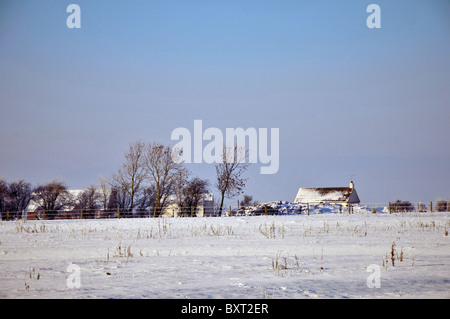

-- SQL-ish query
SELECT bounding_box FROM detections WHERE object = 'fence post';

[117,207,120,219]
[80,208,83,219]
[265,204,268,216]
[6,211,9,221]
[430,201,433,212]
[43,209,46,220]
[307,203,309,216]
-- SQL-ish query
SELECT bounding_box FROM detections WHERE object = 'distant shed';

[294,181,360,206]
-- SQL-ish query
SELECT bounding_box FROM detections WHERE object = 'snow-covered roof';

[294,187,360,204]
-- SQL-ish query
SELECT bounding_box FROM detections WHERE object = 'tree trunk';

[218,191,225,217]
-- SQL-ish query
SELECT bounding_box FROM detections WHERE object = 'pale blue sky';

[0,0,449,205]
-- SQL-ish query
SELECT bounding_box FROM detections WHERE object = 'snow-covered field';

[1,209,449,299]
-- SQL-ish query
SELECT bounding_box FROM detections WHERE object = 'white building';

[161,193,215,217]
[294,181,360,206]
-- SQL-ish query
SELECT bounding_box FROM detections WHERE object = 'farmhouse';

[161,193,215,218]
[294,181,360,206]
[25,189,86,220]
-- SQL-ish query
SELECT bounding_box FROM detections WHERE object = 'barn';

[294,181,360,206]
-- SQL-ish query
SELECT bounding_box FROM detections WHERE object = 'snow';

[294,188,351,203]
[232,201,366,215]
[0,208,449,299]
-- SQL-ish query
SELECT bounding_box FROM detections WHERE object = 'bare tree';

[0,179,8,214]
[173,166,190,213]
[182,177,210,217]
[32,180,72,219]
[108,184,131,212]
[436,200,448,212]
[76,185,101,217]
[392,200,414,212]
[7,179,33,219]
[215,145,249,216]
[146,142,187,217]
[111,141,147,214]
[240,194,257,207]
[99,176,112,212]
[144,142,182,217]
[134,185,156,216]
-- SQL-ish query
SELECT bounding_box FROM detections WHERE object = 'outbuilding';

[294,181,360,206]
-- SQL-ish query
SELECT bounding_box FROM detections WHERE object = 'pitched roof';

[294,187,360,204]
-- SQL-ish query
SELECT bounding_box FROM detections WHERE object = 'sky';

[0,0,449,206]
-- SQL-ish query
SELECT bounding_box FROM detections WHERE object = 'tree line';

[389,199,449,213]
[108,141,250,217]
[0,141,251,219]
